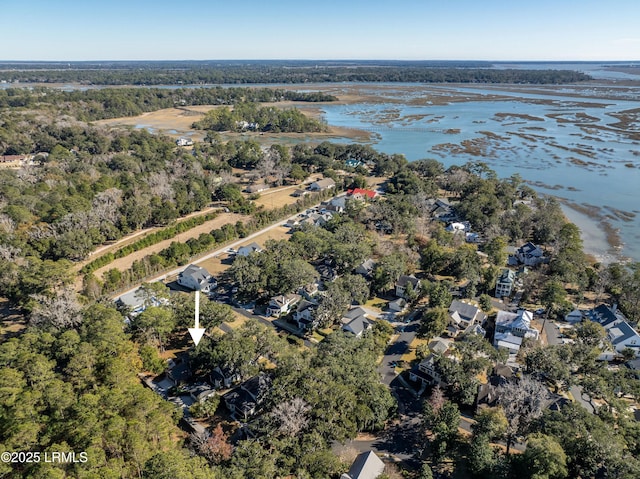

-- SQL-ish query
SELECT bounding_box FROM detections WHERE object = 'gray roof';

[590,304,619,327]
[345,451,385,479]
[180,264,211,284]
[448,300,483,323]
[116,288,146,308]
[238,242,262,254]
[428,340,449,355]
[245,183,268,193]
[609,322,640,347]
[342,314,372,336]
[497,268,516,284]
[311,178,336,189]
[241,373,271,402]
[296,299,316,313]
[343,307,369,321]
[396,274,420,288]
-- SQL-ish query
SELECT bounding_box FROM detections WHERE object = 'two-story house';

[395,275,421,298]
[495,268,516,298]
[447,300,487,337]
[266,294,301,317]
[177,264,216,293]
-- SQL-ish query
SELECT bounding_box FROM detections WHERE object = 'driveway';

[543,318,561,346]
[378,312,421,386]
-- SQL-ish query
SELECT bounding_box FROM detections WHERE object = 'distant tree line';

[0,64,592,85]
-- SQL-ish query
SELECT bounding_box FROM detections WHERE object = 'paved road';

[113,195,343,301]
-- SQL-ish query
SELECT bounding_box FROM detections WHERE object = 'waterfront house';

[516,242,545,266]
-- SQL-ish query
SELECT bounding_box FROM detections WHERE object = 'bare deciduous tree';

[189,425,233,464]
[498,376,550,454]
[30,287,83,330]
[270,397,311,437]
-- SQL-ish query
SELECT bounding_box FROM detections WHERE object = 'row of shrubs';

[80,212,219,274]
[90,188,337,295]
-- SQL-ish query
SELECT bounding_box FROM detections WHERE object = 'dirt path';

[92,212,244,281]
[74,205,224,273]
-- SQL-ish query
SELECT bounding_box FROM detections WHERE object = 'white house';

[341,307,374,338]
[589,304,640,357]
[176,137,194,146]
[266,294,301,317]
[292,299,318,331]
[494,309,539,341]
[395,275,421,298]
[177,264,216,293]
[115,286,168,317]
[494,332,524,355]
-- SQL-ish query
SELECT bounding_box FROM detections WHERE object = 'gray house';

[178,264,216,293]
[395,275,420,298]
[495,268,516,298]
[341,451,385,479]
[448,300,487,337]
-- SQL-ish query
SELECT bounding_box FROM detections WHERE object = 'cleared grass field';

[93,213,244,280]
[195,225,291,276]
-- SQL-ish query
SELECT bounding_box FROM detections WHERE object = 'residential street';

[113,196,339,301]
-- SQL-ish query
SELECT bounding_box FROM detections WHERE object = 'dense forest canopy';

[0,86,336,122]
[0,60,592,85]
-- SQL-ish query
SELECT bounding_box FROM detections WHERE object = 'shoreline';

[558,201,626,265]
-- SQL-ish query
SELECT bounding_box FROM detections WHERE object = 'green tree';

[518,433,568,479]
[419,308,448,339]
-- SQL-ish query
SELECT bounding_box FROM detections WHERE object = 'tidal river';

[318,83,640,263]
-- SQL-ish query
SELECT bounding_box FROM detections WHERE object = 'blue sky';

[2,0,639,61]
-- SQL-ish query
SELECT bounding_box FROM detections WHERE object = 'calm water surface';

[320,84,640,262]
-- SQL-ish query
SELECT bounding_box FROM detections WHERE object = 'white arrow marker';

[188,290,206,346]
